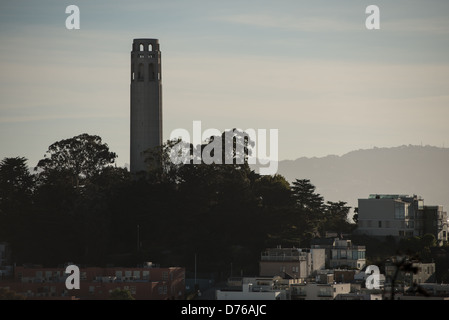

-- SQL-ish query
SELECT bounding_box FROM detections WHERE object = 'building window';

[138,63,144,81]
[139,43,144,51]
[158,286,166,294]
[148,43,153,51]
[318,288,332,297]
[378,221,382,228]
[149,63,155,80]
[332,250,338,259]
[395,202,406,219]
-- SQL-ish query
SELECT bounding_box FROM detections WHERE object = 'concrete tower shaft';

[130,38,162,173]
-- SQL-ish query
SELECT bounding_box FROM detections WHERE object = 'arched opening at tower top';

[148,43,153,52]
[139,43,144,51]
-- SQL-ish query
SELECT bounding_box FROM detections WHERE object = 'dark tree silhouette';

[35,133,117,188]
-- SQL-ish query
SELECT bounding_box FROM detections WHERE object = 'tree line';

[0,132,356,277]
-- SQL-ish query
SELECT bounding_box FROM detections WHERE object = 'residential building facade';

[356,194,448,243]
[384,260,436,287]
[311,238,366,270]
[259,246,325,278]
[0,263,185,300]
[290,282,352,300]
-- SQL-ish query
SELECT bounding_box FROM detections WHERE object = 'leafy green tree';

[24,134,120,265]
[35,133,117,188]
[290,179,325,240]
[174,129,259,211]
[0,157,35,260]
[321,201,353,234]
[142,138,188,184]
[0,156,34,209]
[291,179,324,213]
[216,128,255,165]
[109,288,135,300]
[254,174,292,208]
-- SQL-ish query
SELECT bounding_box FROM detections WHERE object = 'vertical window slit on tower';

[149,63,155,80]
[138,63,144,80]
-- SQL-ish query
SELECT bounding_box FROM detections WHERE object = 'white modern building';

[356,194,448,243]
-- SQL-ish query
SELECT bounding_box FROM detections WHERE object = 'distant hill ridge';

[276,145,449,217]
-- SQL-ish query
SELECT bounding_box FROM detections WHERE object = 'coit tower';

[130,38,162,173]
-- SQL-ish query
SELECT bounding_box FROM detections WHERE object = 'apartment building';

[384,260,436,287]
[335,292,383,300]
[290,282,352,300]
[215,277,296,300]
[421,205,448,243]
[259,246,325,278]
[311,238,366,270]
[0,263,185,300]
[356,194,448,243]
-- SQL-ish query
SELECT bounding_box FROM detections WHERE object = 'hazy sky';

[1,0,449,168]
